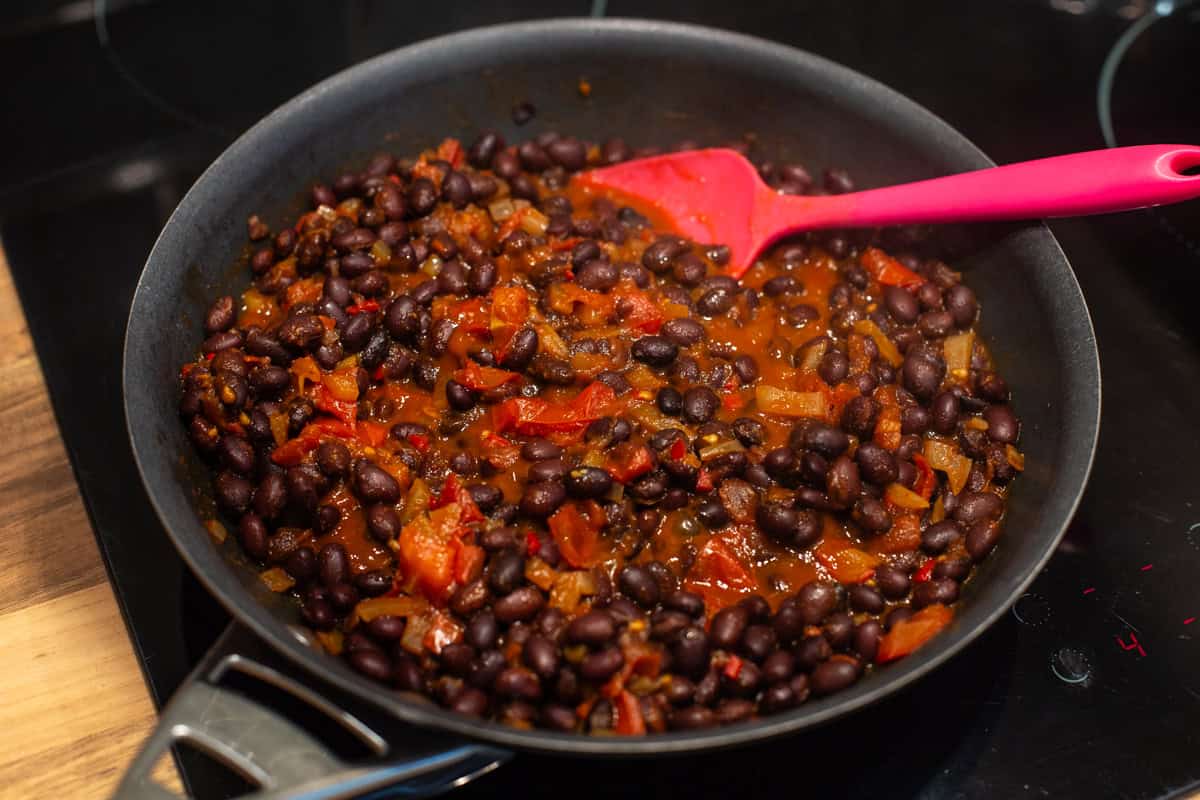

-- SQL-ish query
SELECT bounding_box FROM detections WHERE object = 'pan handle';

[113,625,510,800]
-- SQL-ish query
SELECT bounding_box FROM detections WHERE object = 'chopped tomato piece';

[612,690,646,736]
[396,504,464,603]
[876,604,954,663]
[322,362,360,403]
[346,300,380,315]
[493,381,617,436]
[912,453,937,500]
[815,541,881,583]
[407,433,430,452]
[684,537,756,614]
[423,610,464,655]
[913,558,936,583]
[873,405,903,450]
[490,286,530,355]
[454,543,486,585]
[436,296,491,335]
[547,501,604,568]
[355,420,389,448]
[290,356,322,392]
[453,361,521,391]
[269,418,355,465]
[870,512,922,553]
[723,654,745,679]
[526,531,542,557]
[606,443,655,483]
[613,289,664,333]
[313,384,358,426]
[435,137,465,169]
[860,247,925,289]
[430,474,483,523]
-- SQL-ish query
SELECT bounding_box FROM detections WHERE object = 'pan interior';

[123,19,1098,755]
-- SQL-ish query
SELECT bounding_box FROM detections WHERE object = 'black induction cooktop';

[4,1,1199,798]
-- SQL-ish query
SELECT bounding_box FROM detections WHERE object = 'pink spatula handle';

[777,144,1200,231]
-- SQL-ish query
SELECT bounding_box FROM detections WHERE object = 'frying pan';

[120,17,1100,798]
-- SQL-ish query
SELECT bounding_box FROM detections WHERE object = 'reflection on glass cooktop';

[2,1,1198,798]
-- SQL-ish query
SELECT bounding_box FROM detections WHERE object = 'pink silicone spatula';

[575,144,1200,278]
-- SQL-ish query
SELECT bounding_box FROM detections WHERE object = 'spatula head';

[575,148,770,276]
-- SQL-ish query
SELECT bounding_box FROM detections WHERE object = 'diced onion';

[923,439,973,495]
[259,567,295,592]
[755,385,828,418]
[885,482,930,510]
[525,557,559,590]
[1005,444,1025,471]
[853,319,903,367]
[796,337,828,373]
[943,331,975,379]
[518,208,550,236]
[204,519,228,543]
[699,438,745,461]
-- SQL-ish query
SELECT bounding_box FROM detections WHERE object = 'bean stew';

[178,130,1023,735]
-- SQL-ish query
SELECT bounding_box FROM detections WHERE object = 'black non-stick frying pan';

[119,17,1100,798]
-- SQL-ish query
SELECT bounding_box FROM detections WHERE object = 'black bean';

[448,687,488,717]
[672,626,710,677]
[913,577,960,608]
[944,284,978,326]
[495,667,542,701]
[852,443,895,488]
[203,296,236,335]
[352,459,401,504]
[934,557,972,581]
[953,491,1003,525]
[902,351,946,400]
[681,387,719,424]
[567,610,617,645]
[527,459,567,484]
[762,275,798,297]
[841,395,878,439]
[500,327,538,370]
[493,586,544,623]
[364,615,406,643]
[562,467,613,501]
[545,137,586,171]
[921,520,963,554]
[468,131,505,168]
[966,520,1002,560]
[487,551,525,595]
[810,656,860,695]
[881,285,918,323]
[440,171,472,208]
[360,503,398,543]
[823,612,855,651]
[658,320,704,351]
[461,261,497,297]
[651,609,690,642]
[696,288,734,317]
[741,624,777,662]
[445,380,477,412]
[314,503,343,534]
[466,483,503,513]
[983,405,1020,443]
[706,605,748,651]
[871,565,909,602]
[826,455,862,507]
[794,634,832,671]
[660,591,703,619]
[213,471,253,516]
[724,352,757,384]
[786,303,820,328]
[631,335,678,367]
[348,647,392,682]
[233,513,268,561]
[580,648,625,682]
[818,350,850,384]
[640,238,683,273]
[518,635,559,680]
[407,178,438,216]
[617,564,661,608]
[844,584,883,616]
[575,258,619,291]
[976,371,1010,403]
[795,581,840,625]
[801,423,849,458]
[853,497,892,533]
[517,439,558,463]
[284,546,317,582]
[355,570,393,597]
[652,386,681,417]
[672,253,708,287]
[722,659,762,697]
[670,706,716,730]
[918,310,955,339]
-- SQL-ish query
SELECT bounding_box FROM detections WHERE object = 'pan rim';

[123,16,1101,755]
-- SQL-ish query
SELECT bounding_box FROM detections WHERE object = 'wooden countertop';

[0,247,180,798]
